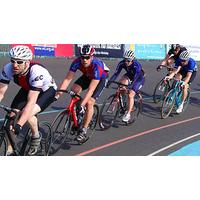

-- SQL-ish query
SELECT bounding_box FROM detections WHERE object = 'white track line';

[148,132,200,156]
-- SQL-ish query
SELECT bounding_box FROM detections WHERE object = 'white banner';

[183,45,200,61]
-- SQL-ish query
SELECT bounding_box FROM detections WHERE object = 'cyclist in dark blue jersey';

[56,44,109,143]
[165,50,198,113]
[107,50,145,122]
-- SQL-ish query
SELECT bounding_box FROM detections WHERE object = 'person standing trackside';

[55,44,109,143]
[0,45,57,155]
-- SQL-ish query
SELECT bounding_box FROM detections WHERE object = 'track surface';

[1,56,200,156]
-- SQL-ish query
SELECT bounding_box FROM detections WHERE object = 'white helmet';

[9,45,33,60]
[124,50,135,60]
[179,50,190,61]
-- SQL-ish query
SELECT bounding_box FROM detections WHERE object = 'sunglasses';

[81,56,91,60]
[124,59,133,63]
[11,59,26,65]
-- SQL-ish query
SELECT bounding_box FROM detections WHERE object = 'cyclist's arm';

[166,66,181,79]
[161,54,170,66]
[109,63,123,82]
[56,70,75,97]
[81,79,100,106]
[17,90,40,127]
[0,83,8,102]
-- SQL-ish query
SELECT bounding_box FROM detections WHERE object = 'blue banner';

[135,44,166,60]
[34,46,55,56]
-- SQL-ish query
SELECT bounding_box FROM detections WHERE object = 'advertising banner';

[134,44,166,60]
[12,44,74,57]
[75,44,124,58]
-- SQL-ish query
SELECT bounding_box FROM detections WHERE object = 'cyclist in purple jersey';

[0,45,57,155]
[157,44,187,71]
[165,50,198,113]
[56,44,109,143]
[107,50,145,122]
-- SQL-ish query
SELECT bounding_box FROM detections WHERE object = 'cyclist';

[107,50,145,122]
[55,44,109,143]
[157,44,187,71]
[0,45,57,155]
[165,50,197,113]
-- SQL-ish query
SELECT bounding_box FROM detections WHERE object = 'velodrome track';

[0,56,200,156]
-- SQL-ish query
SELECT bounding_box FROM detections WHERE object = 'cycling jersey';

[175,58,198,73]
[0,62,57,92]
[109,60,144,82]
[70,57,108,80]
[168,46,187,60]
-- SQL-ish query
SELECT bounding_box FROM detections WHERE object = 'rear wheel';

[161,89,176,119]
[0,133,7,156]
[153,79,170,104]
[99,94,119,130]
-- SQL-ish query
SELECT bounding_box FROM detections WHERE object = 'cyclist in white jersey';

[0,45,57,155]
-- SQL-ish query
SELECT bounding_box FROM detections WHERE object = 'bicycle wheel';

[49,110,71,155]
[0,133,7,156]
[161,89,176,119]
[153,79,170,104]
[128,92,143,125]
[86,104,99,138]
[99,94,119,130]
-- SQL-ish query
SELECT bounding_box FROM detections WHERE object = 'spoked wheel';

[0,133,7,156]
[153,79,170,104]
[99,94,119,131]
[161,89,176,119]
[49,110,71,155]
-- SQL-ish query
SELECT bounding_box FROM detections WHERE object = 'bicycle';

[0,104,52,156]
[99,81,143,130]
[153,65,173,104]
[49,90,99,154]
[161,78,190,119]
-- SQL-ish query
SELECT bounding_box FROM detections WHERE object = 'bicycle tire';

[153,79,170,104]
[99,94,119,131]
[49,110,71,155]
[161,89,176,119]
[0,133,7,156]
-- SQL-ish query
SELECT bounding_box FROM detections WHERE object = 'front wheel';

[153,79,170,104]
[49,110,71,155]
[161,89,176,119]
[99,94,119,130]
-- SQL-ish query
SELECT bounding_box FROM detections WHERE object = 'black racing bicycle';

[99,81,143,130]
[0,104,52,156]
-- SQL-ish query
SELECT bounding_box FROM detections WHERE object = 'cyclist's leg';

[27,87,56,155]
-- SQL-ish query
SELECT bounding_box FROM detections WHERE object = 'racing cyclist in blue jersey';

[165,50,197,113]
[107,50,145,122]
[55,44,109,143]
[0,45,57,155]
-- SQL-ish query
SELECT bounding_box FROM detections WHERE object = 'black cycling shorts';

[74,75,108,100]
[11,87,56,112]
[178,70,197,84]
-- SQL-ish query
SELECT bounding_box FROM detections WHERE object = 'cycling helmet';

[9,45,33,60]
[179,50,190,61]
[79,44,95,56]
[171,44,181,50]
[124,50,135,60]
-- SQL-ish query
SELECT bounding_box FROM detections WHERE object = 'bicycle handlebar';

[57,90,82,99]
[110,81,129,87]
[0,104,19,115]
